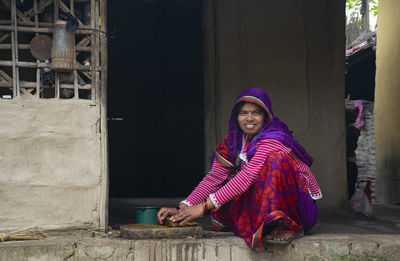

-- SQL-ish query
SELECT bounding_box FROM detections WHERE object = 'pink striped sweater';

[182,137,322,208]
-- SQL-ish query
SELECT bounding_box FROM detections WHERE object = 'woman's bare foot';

[264,223,302,244]
[265,229,294,241]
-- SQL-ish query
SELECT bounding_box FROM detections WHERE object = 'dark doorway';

[107,0,204,198]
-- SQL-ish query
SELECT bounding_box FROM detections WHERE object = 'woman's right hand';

[157,207,178,224]
[178,203,188,211]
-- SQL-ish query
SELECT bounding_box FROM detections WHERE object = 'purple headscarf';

[227,88,313,166]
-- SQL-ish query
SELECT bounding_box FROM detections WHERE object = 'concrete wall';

[0,98,104,231]
[204,0,346,208]
[375,0,400,203]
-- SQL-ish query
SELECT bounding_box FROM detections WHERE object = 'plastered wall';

[205,0,346,208]
[375,0,400,203]
[0,98,103,231]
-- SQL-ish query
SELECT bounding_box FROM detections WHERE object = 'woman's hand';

[170,204,203,225]
[178,203,188,211]
[157,207,178,224]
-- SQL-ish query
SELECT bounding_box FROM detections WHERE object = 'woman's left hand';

[157,207,178,224]
[170,204,203,225]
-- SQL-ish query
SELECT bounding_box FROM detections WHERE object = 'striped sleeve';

[291,155,322,200]
[211,139,291,207]
[182,159,232,206]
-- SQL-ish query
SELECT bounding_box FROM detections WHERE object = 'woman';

[157,88,321,248]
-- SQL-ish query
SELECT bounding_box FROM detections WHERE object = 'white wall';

[0,98,103,231]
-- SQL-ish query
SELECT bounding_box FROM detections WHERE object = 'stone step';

[0,231,400,261]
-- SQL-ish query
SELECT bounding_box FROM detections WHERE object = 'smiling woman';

[237,103,265,138]
[157,88,322,248]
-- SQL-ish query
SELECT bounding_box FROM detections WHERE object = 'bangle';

[176,205,181,213]
[202,199,208,215]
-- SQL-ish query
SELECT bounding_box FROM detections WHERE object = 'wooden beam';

[0,60,101,71]
[0,44,91,52]
[0,33,10,42]
[16,8,34,25]
[70,0,75,15]
[0,25,103,35]
[77,36,91,47]
[0,0,35,25]
[22,0,53,21]
[59,1,84,26]
[0,20,93,30]
[0,81,92,90]
[20,88,35,96]
[0,25,98,35]
[76,72,87,85]
[0,69,12,82]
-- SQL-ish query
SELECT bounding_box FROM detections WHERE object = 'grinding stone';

[120,224,203,239]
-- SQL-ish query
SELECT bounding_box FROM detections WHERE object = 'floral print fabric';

[210,151,318,248]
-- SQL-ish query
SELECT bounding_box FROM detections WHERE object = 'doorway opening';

[107,0,204,226]
[344,0,377,205]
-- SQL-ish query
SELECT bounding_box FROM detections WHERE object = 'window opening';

[0,0,104,100]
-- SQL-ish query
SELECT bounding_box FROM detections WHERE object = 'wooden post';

[99,0,109,230]
[54,0,59,99]
[55,72,59,98]
[70,0,79,99]
[73,70,79,99]
[34,0,41,98]
[11,0,19,97]
[95,0,100,101]
[54,0,59,22]
[90,0,96,100]
[70,0,74,15]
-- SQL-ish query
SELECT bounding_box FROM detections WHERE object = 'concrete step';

[1,201,399,260]
[0,231,400,261]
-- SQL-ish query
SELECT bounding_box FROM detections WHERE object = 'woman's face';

[237,102,265,138]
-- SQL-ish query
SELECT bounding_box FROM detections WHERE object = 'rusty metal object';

[51,20,75,71]
[120,223,203,239]
[30,34,52,60]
